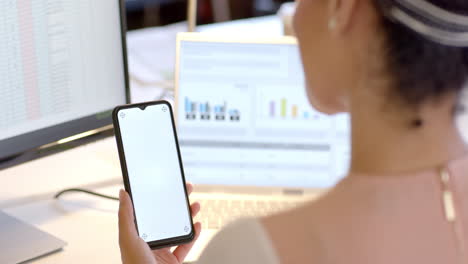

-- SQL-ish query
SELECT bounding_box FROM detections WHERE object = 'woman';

[118,0,468,262]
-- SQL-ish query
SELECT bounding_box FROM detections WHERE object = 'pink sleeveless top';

[198,155,468,264]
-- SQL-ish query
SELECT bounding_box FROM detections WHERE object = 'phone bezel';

[112,100,195,249]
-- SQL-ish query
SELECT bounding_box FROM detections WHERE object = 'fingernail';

[119,189,124,200]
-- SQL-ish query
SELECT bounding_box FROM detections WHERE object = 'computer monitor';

[175,33,350,188]
[0,0,130,168]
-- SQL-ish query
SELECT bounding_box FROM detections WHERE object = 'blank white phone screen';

[117,104,192,242]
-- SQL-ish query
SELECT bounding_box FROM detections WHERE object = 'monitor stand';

[0,210,66,263]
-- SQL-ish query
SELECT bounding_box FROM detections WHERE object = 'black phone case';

[112,100,195,249]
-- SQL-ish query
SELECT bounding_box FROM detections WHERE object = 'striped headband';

[377,0,468,47]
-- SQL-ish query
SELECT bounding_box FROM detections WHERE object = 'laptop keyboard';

[195,199,302,230]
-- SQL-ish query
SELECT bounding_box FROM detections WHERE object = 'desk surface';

[4,185,122,263]
[2,138,213,263]
[2,137,122,263]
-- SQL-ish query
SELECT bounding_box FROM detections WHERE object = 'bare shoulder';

[261,202,323,264]
[197,218,281,264]
[259,178,386,263]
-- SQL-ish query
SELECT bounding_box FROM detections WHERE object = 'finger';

[190,202,201,218]
[118,189,138,241]
[152,246,171,256]
[172,222,202,263]
[186,182,193,195]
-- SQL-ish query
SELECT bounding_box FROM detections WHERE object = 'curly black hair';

[375,0,468,110]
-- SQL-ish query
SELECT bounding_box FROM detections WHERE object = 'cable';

[54,188,119,201]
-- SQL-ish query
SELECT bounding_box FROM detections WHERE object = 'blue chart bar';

[185,97,192,113]
[184,97,240,122]
[199,102,210,120]
[229,109,240,121]
[185,97,196,120]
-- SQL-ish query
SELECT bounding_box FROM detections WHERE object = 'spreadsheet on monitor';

[0,0,126,142]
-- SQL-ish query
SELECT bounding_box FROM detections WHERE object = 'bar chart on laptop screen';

[177,40,350,188]
[254,85,332,133]
[178,83,252,137]
[184,97,241,122]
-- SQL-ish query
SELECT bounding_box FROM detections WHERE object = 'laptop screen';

[176,36,350,188]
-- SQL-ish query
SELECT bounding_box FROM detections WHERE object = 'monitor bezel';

[0,0,131,169]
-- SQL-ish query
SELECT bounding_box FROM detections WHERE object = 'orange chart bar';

[292,105,298,118]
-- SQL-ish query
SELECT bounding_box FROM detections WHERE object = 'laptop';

[0,211,66,264]
[173,32,350,251]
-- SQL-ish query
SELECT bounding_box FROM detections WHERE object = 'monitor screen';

[0,0,129,161]
[176,37,350,188]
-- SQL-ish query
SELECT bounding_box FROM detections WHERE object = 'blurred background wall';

[125,0,293,30]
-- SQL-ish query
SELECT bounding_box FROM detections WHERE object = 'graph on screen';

[266,98,316,120]
[177,82,251,132]
[184,97,241,122]
[254,85,332,132]
[176,39,351,187]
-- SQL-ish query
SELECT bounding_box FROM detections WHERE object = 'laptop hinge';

[282,189,304,196]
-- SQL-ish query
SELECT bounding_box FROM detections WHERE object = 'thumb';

[118,189,139,242]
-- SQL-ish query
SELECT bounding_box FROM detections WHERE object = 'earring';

[328,18,337,30]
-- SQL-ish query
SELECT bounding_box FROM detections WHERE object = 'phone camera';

[162,106,167,112]
[119,112,126,119]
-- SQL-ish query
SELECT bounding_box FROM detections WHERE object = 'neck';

[349,94,468,175]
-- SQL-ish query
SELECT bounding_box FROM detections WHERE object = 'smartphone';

[112,100,194,249]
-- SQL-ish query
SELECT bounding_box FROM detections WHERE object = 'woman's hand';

[118,183,202,264]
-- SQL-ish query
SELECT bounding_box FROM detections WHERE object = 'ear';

[329,0,359,34]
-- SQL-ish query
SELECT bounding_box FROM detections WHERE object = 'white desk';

[2,138,122,263]
[1,138,212,263]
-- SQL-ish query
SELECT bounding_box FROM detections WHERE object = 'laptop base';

[0,211,66,264]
